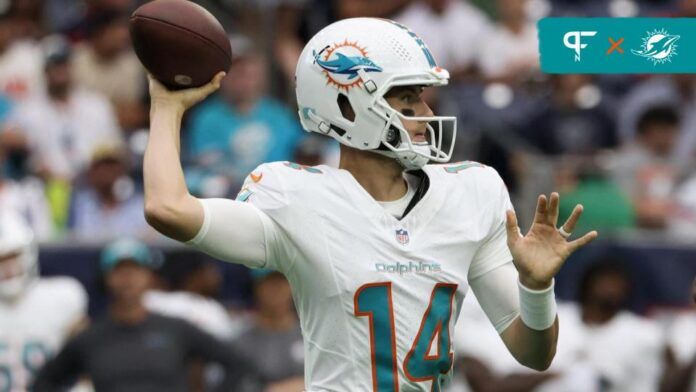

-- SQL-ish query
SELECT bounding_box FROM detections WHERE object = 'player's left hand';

[505,193,598,290]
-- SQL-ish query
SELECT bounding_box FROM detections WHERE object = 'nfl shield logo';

[395,229,409,245]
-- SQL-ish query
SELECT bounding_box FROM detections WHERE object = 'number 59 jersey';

[0,278,87,391]
[243,161,513,392]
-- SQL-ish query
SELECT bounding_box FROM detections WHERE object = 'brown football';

[130,0,232,90]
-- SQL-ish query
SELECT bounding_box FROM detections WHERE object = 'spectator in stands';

[0,143,54,239]
[186,44,303,195]
[394,0,491,78]
[34,238,246,392]
[0,11,43,101]
[519,74,618,156]
[477,0,539,83]
[6,36,121,181]
[68,143,149,240]
[618,74,696,163]
[335,0,412,18]
[72,10,146,131]
[611,105,686,229]
[4,0,44,40]
[557,158,635,235]
[231,269,304,391]
[0,210,87,392]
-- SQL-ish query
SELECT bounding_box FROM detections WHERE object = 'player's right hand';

[148,72,226,112]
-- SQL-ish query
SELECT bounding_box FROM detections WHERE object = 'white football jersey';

[551,304,664,392]
[233,161,513,392]
[0,277,87,391]
[668,312,696,392]
[144,290,248,341]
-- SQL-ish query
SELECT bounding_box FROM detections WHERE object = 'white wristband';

[518,278,557,331]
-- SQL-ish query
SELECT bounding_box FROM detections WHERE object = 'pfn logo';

[563,31,597,62]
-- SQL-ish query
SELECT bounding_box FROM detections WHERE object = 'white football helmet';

[295,18,456,170]
[0,210,38,300]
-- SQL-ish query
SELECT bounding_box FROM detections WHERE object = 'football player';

[143,18,598,391]
[0,210,87,391]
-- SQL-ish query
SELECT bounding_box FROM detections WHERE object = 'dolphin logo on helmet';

[314,51,383,79]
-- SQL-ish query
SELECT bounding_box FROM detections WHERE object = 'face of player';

[384,85,434,145]
[254,273,294,316]
[187,263,222,298]
[0,250,27,300]
[106,260,153,304]
[585,272,630,315]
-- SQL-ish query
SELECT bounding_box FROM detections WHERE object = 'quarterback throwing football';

[144,18,597,391]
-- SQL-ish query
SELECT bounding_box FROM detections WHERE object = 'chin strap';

[401,169,429,218]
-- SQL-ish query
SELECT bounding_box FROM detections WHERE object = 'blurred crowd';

[1,0,696,242]
[0,0,696,391]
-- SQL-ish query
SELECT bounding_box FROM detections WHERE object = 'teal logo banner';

[539,18,696,73]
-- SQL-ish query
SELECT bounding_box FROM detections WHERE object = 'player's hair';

[577,258,633,305]
[637,105,680,135]
[158,251,212,290]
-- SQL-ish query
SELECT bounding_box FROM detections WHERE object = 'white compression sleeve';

[468,261,521,334]
[186,198,273,268]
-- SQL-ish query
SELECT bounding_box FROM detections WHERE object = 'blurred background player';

[34,238,246,392]
[552,260,666,392]
[663,278,696,392]
[230,269,304,392]
[0,210,87,392]
[145,250,245,341]
[453,258,667,392]
[145,251,247,392]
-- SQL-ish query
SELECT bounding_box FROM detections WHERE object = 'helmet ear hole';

[337,93,355,122]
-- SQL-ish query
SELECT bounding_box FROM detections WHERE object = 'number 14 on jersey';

[354,282,458,392]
